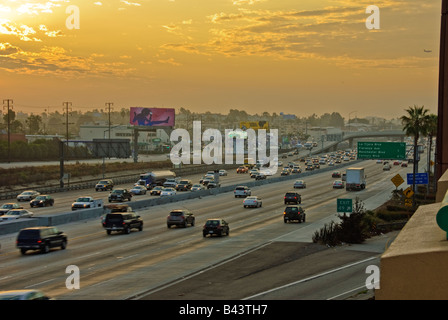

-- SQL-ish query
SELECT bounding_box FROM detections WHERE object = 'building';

[79,124,170,151]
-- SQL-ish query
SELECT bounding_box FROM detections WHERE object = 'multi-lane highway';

[0,155,417,301]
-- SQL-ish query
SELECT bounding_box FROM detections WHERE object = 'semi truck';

[135,170,176,189]
[345,167,366,191]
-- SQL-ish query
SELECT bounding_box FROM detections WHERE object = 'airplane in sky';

[424,49,432,53]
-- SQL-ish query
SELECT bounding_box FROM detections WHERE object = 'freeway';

[0,156,415,301]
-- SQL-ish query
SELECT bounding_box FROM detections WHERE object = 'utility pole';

[437,0,448,181]
[3,99,13,163]
[105,102,113,139]
[63,102,72,142]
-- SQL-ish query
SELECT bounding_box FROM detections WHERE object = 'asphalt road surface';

[0,156,413,302]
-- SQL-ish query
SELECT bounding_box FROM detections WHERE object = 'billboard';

[130,107,175,127]
[240,121,269,130]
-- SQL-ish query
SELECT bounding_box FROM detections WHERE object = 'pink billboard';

[130,107,175,127]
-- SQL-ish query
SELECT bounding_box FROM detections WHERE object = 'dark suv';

[167,209,195,228]
[16,226,67,255]
[283,206,306,223]
[284,192,302,204]
[108,188,132,202]
[175,180,193,191]
[30,195,54,208]
[203,219,229,237]
[102,212,143,234]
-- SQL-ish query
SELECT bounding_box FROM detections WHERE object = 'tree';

[25,114,43,134]
[400,105,430,194]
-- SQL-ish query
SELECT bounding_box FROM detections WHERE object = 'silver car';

[16,190,40,202]
[234,186,251,198]
[1,209,34,221]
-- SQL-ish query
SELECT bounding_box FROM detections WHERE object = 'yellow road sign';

[403,186,414,199]
[404,198,413,207]
[391,174,404,188]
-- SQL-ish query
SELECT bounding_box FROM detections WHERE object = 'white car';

[219,170,227,176]
[190,184,205,192]
[243,196,262,208]
[160,187,177,197]
[17,190,40,202]
[130,185,147,195]
[1,209,34,221]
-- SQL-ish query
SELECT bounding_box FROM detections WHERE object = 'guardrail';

[0,160,363,236]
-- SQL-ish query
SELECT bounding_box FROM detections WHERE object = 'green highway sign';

[337,198,353,213]
[357,142,406,160]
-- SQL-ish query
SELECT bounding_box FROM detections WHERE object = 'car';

[255,173,266,180]
[108,188,132,202]
[30,195,54,207]
[199,174,214,184]
[0,290,51,300]
[167,209,195,228]
[175,180,193,191]
[236,166,248,174]
[393,161,401,166]
[163,178,180,188]
[95,179,114,191]
[281,169,290,176]
[291,166,301,174]
[150,186,164,196]
[219,169,228,176]
[313,163,320,169]
[0,203,23,216]
[333,180,345,189]
[305,165,314,171]
[202,219,229,237]
[207,181,221,189]
[16,226,67,254]
[234,186,251,198]
[130,185,147,195]
[160,187,177,197]
[383,163,391,171]
[190,184,205,192]
[293,180,306,189]
[401,162,408,167]
[16,190,40,202]
[1,209,34,221]
[332,171,341,178]
[284,192,301,204]
[102,211,143,235]
[201,177,215,186]
[283,206,306,223]
[243,196,262,208]
[249,169,259,178]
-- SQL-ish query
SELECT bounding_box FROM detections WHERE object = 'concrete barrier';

[0,160,362,236]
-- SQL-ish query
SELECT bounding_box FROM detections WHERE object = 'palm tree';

[400,105,430,194]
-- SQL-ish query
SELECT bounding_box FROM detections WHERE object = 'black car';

[108,188,132,202]
[16,226,67,255]
[283,206,306,223]
[167,209,195,228]
[175,180,193,191]
[102,212,143,234]
[30,195,54,208]
[284,192,302,204]
[150,186,164,196]
[203,219,229,237]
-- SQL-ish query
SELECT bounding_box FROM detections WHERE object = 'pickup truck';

[108,188,132,202]
[72,197,103,211]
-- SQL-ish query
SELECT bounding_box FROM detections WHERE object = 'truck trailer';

[345,167,366,191]
[136,170,176,189]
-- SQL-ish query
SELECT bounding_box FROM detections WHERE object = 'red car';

[237,166,248,173]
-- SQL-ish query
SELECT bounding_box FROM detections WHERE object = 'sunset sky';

[0,0,442,120]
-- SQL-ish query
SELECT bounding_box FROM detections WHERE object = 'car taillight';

[283,212,286,215]
[37,239,42,243]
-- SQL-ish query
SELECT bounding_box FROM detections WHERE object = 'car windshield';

[170,211,184,216]
[206,220,220,226]
[6,211,20,216]
[35,196,46,200]
[113,190,124,194]
[1,204,12,209]
[98,181,109,184]
[21,192,33,195]
[77,198,91,202]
